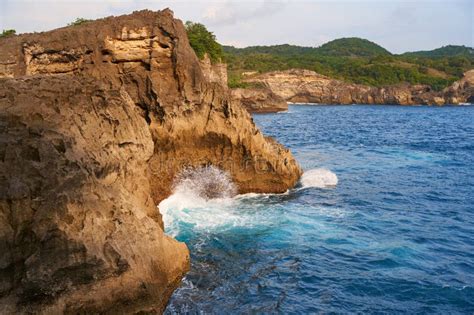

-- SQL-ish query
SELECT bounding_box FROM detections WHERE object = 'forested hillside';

[402,45,473,58]
[224,41,473,90]
[315,38,391,57]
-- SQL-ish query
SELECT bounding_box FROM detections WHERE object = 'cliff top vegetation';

[185,21,223,63]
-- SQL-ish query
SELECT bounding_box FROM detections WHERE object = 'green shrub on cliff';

[68,18,92,26]
[0,29,16,38]
[185,21,223,63]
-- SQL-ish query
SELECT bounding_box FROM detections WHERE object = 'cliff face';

[0,9,301,314]
[245,69,474,105]
[0,76,189,314]
[199,54,228,87]
[199,58,288,113]
[443,69,474,104]
[231,88,288,113]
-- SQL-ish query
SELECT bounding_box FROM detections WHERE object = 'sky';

[0,0,472,54]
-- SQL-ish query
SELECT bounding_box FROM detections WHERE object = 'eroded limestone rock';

[245,69,474,105]
[231,87,288,113]
[0,9,301,314]
[199,54,228,87]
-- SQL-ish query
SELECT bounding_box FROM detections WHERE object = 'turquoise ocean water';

[164,105,474,314]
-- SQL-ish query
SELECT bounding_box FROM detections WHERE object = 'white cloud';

[0,0,471,53]
[201,0,288,26]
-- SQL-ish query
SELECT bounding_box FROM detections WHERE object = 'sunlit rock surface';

[0,9,301,313]
[245,69,474,105]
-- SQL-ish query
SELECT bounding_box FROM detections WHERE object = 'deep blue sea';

[164,105,474,314]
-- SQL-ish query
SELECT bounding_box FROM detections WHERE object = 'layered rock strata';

[231,88,288,113]
[0,9,301,313]
[244,69,474,105]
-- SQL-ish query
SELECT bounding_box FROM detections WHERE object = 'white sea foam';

[300,168,338,188]
[158,166,240,236]
[159,193,243,237]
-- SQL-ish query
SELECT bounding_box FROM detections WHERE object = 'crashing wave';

[158,166,239,235]
[172,165,237,200]
[300,168,338,188]
[158,166,338,236]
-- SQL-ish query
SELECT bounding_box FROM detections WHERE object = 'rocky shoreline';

[197,50,472,113]
[231,88,288,113]
[234,69,473,113]
[0,10,301,313]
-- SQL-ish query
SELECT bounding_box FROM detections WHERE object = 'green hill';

[223,38,391,58]
[223,41,472,90]
[315,37,391,57]
[223,44,314,57]
[402,45,474,58]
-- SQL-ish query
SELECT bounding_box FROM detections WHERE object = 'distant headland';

[183,23,473,111]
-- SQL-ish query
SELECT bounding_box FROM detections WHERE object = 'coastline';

[1,3,472,313]
[287,102,473,106]
[240,69,473,111]
[236,69,473,114]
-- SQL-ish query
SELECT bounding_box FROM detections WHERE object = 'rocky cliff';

[0,9,301,314]
[199,54,228,87]
[198,57,288,113]
[245,69,474,105]
[231,87,288,113]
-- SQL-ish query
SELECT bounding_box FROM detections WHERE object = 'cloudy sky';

[0,0,472,53]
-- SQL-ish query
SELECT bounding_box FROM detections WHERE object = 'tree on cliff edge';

[0,29,16,37]
[185,21,223,63]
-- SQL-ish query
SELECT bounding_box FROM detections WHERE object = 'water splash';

[300,168,338,188]
[158,166,240,236]
[172,165,237,200]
